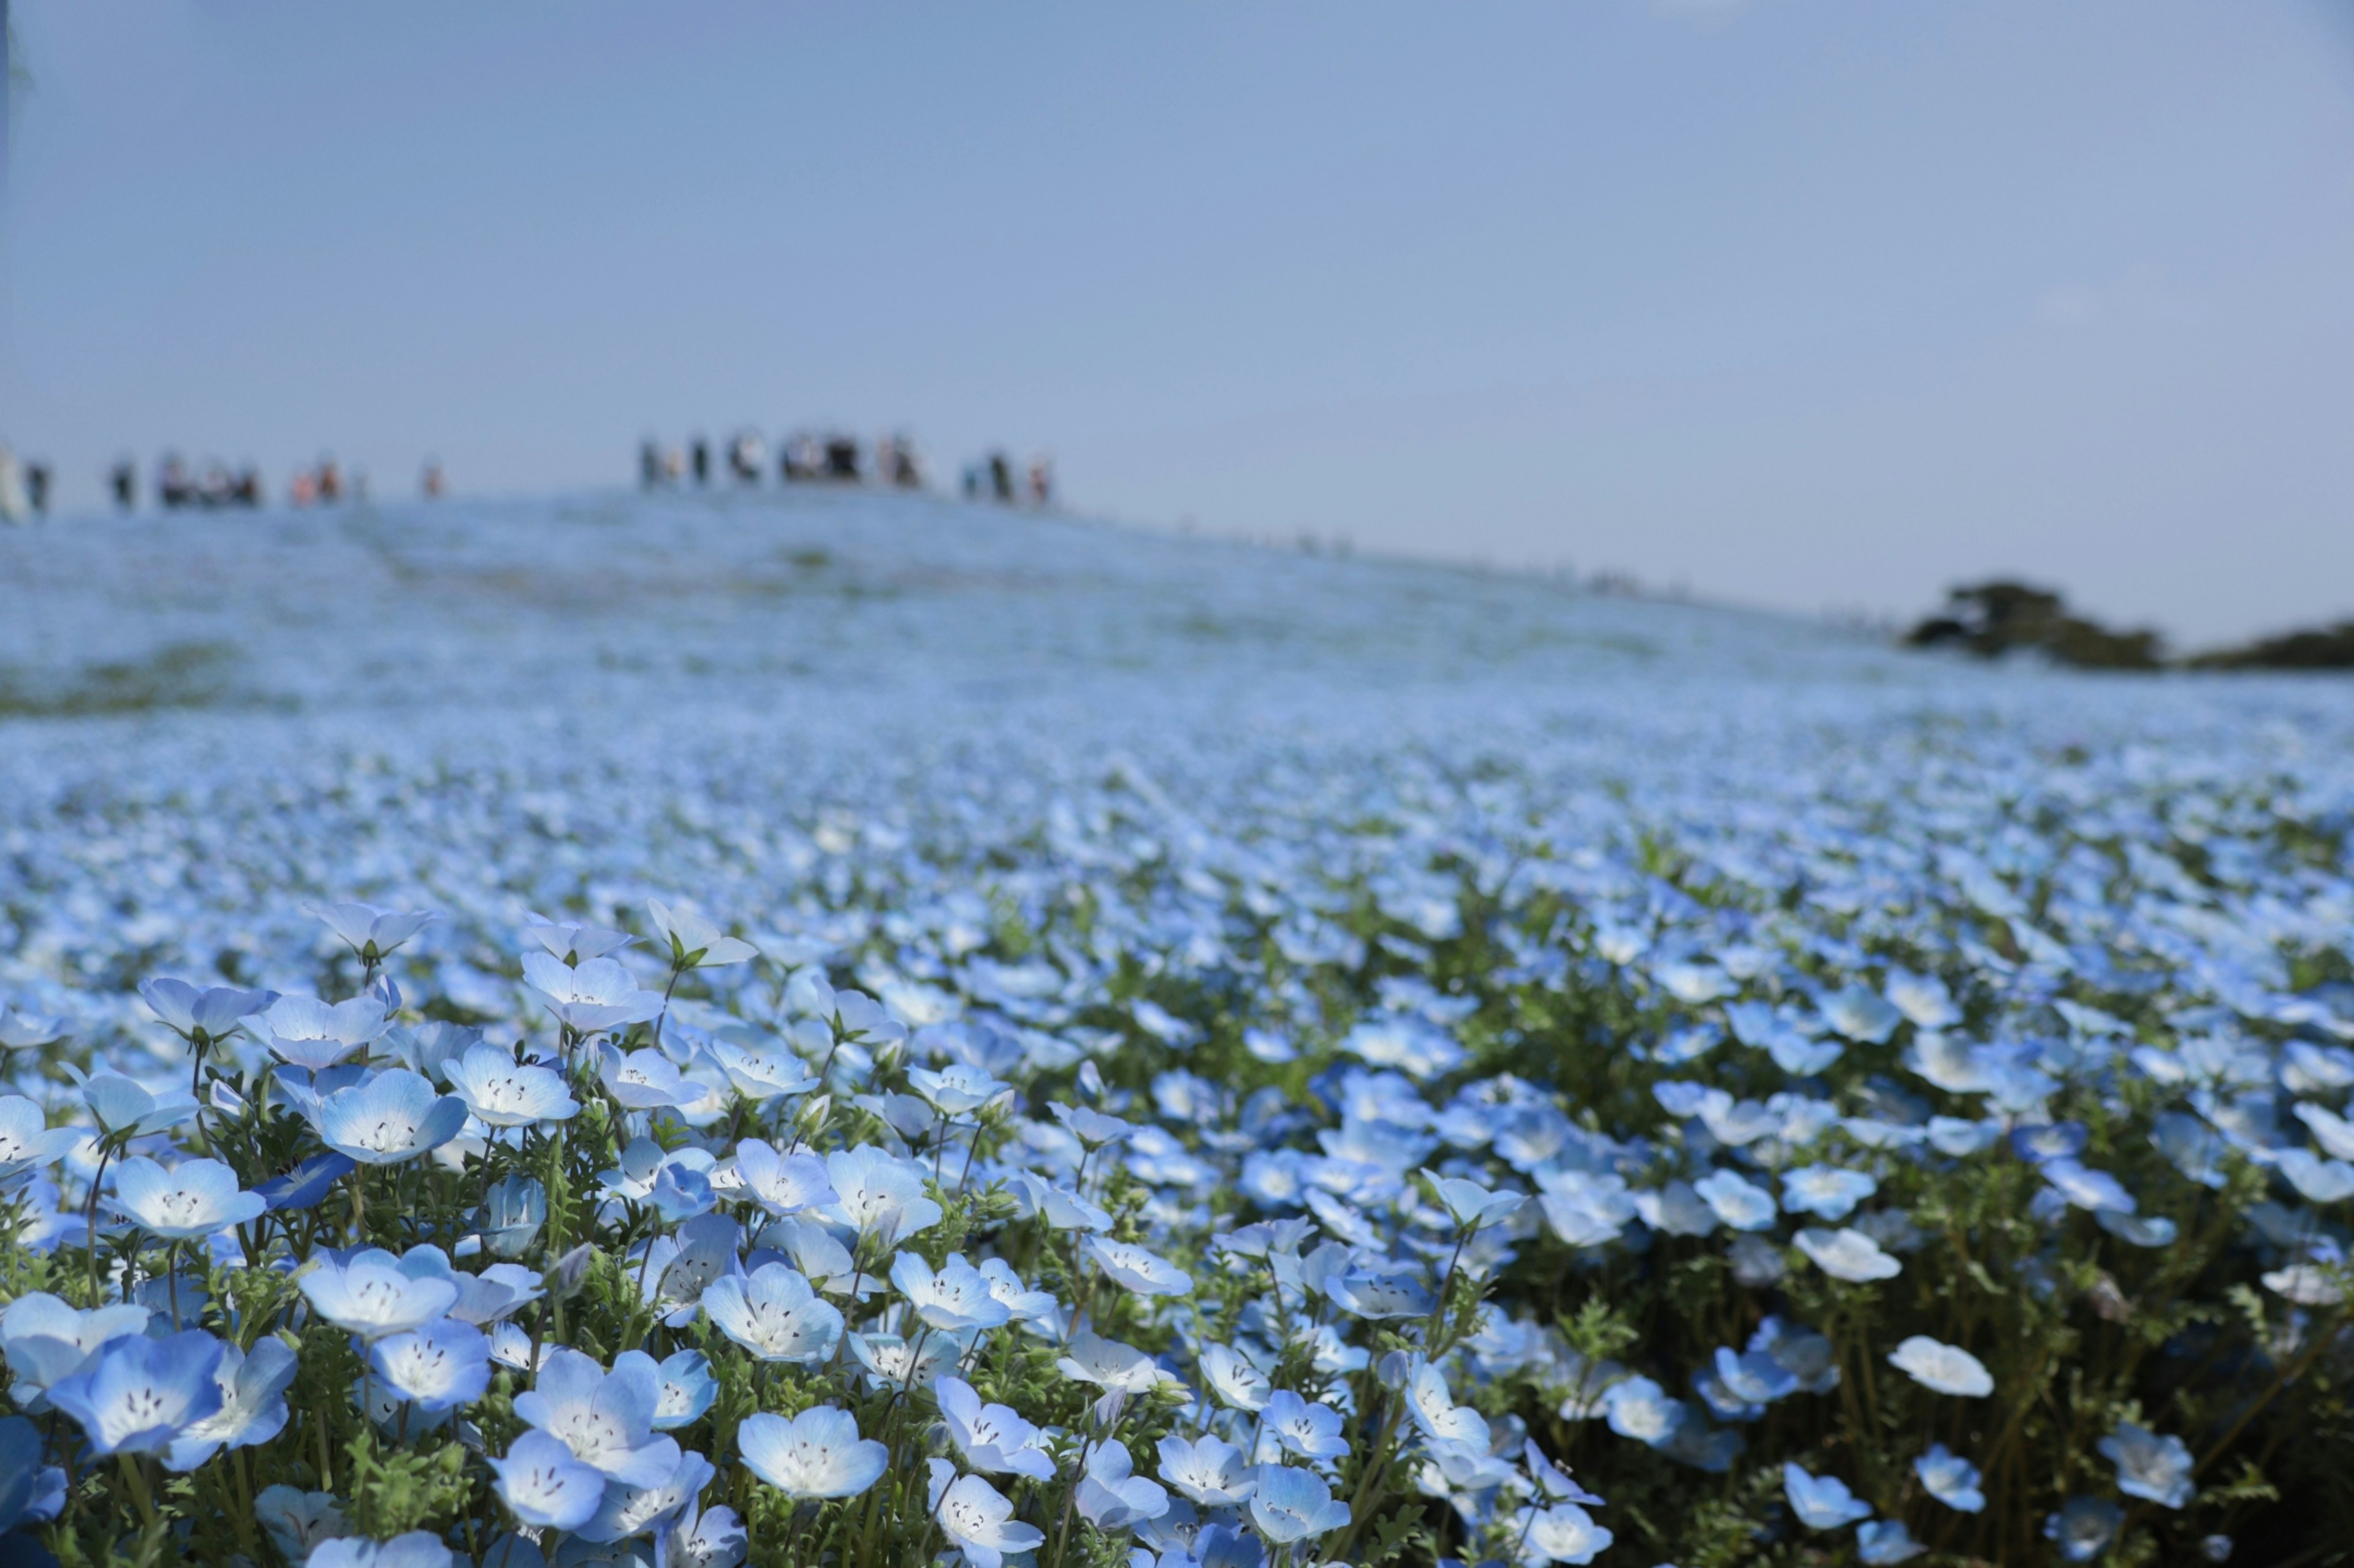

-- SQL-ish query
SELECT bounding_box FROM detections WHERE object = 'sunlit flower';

[1783,1463,1871,1529]
[1886,1336,1992,1398]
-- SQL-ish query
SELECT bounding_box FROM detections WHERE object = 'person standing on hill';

[111,458,137,511]
[691,436,710,485]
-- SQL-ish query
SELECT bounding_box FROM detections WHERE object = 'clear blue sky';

[5,2,2353,647]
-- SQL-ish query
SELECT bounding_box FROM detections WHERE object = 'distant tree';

[1905,580,2163,670]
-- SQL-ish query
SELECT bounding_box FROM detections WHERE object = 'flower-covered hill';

[0,487,1903,714]
[1,492,2353,1568]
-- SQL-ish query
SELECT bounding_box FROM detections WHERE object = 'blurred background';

[2,1,2353,649]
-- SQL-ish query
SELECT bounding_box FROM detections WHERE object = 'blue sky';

[5,2,2353,647]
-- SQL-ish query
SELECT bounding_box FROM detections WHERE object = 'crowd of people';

[0,449,452,520]
[641,428,1053,507]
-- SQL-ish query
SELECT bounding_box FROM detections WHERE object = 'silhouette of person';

[691,438,710,485]
[111,459,137,511]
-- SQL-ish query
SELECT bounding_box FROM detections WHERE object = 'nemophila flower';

[701,1263,844,1363]
[256,1485,348,1563]
[255,1150,357,1212]
[250,994,395,1071]
[0,1415,61,1533]
[1796,1226,1902,1282]
[1601,1377,1685,1445]
[303,900,435,965]
[1694,1169,1777,1231]
[702,1031,817,1102]
[2099,1421,2195,1508]
[598,1044,696,1109]
[370,1319,492,1412]
[1198,1342,1271,1412]
[2097,1209,2179,1248]
[164,1336,297,1471]
[2009,1121,2089,1164]
[1779,1164,1878,1220]
[1078,1438,1172,1531]
[1407,1360,1490,1447]
[647,898,758,969]
[79,1070,198,1138]
[104,1155,265,1239]
[522,954,666,1035]
[0,1005,67,1050]
[2,1293,150,1408]
[139,977,275,1051]
[1420,1169,1525,1230]
[444,1043,578,1125]
[316,1068,468,1165]
[1886,969,1961,1029]
[491,1429,609,1530]
[522,915,636,965]
[667,1494,748,1568]
[1821,984,1903,1044]
[728,1140,833,1216]
[1524,1441,1604,1506]
[301,1248,462,1339]
[48,1329,225,1456]
[1783,1463,1872,1529]
[935,1374,1056,1480]
[1084,1235,1194,1296]
[891,1252,1011,1332]
[740,1406,886,1499]
[2045,1497,2125,1562]
[1326,1266,1436,1320]
[929,1460,1048,1568]
[1050,1100,1135,1149]
[1249,1464,1352,1543]
[1005,1170,1114,1231]
[1857,1519,1928,1564]
[478,1173,547,1258]
[443,1262,545,1325]
[512,1347,681,1485]
[848,1331,964,1393]
[1886,1336,1993,1397]
[908,1062,1008,1117]
[1057,1331,1165,1393]
[1262,1389,1350,1461]
[0,1097,78,1185]
[975,1257,1056,1322]
[1915,1444,1986,1512]
[1713,1346,1798,1405]
[2041,1159,2138,1213]
[610,1347,717,1431]
[1515,1502,1613,1565]
[822,1144,942,1244]
[307,1533,454,1568]
[1158,1433,1257,1506]
[580,1446,715,1545]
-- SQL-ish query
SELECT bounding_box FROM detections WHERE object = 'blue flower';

[1778,1164,1878,1221]
[937,1374,1056,1480]
[1857,1519,1927,1564]
[513,1347,680,1485]
[1077,1438,1172,1531]
[138,977,274,1049]
[478,1174,548,1258]
[104,1155,265,1239]
[308,1532,454,1568]
[739,1406,887,1499]
[315,1068,468,1165]
[47,1329,226,1456]
[370,1318,492,1412]
[165,1336,299,1471]
[1914,1444,1986,1512]
[490,1429,609,1531]
[444,1043,579,1127]
[2045,1498,2125,1562]
[701,1263,844,1364]
[0,1097,80,1186]
[2098,1421,2195,1509]
[1262,1390,1350,1461]
[579,1446,715,1545]
[615,1347,716,1431]
[255,1151,358,1212]
[0,1415,64,1532]
[2,1292,151,1409]
[301,1247,462,1339]
[1247,1466,1352,1543]
[1782,1463,1871,1529]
